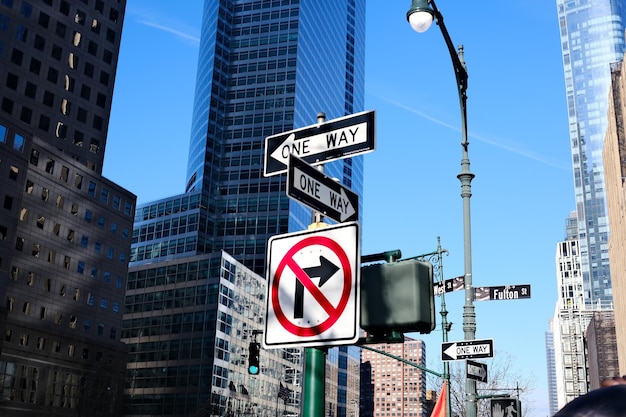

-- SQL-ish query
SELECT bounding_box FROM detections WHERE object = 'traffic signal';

[248,342,260,375]
[360,259,435,335]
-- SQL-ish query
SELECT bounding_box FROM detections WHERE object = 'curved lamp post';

[406,1,477,417]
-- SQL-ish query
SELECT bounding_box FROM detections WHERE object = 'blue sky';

[103,1,571,416]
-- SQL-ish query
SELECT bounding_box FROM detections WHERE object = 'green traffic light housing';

[248,342,260,375]
[360,259,435,336]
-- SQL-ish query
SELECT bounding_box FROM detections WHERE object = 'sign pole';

[303,347,327,417]
[303,112,328,417]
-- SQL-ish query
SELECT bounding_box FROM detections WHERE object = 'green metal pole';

[303,347,327,417]
[301,112,329,417]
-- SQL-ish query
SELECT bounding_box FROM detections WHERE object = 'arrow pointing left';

[444,342,458,360]
[294,256,339,319]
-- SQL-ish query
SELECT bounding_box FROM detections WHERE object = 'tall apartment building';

[604,57,626,375]
[553,231,588,408]
[123,1,365,416]
[0,1,135,416]
[360,338,428,417]
[552,219,617,407]
[556,0,626,310]
[553,1,626,404]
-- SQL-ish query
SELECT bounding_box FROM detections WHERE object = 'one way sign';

[287,155,359,223]
[264,110,375,176]
[442,339,494,361]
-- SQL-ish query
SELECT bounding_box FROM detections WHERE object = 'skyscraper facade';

[556,0,626,308]
[124,0,365,416]
[0,1,135,416]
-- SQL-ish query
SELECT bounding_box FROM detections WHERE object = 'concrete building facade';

[0,1,135,416]
[604,56,626,376]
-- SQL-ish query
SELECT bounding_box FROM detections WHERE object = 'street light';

[406,2,477,417]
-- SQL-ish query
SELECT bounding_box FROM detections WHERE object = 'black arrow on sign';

[294,256,339,319]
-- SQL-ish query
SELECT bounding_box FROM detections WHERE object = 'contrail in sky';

[137,19,200,44]
[375,95,571,171]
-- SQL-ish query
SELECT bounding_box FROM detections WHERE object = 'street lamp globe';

[406,0,434,32]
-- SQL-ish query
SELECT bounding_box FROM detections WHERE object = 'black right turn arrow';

[294,256,339,319]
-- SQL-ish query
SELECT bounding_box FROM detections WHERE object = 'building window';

[45,158,54,174]
[28,59,40,75]
[9,166,18,180]
[43,91,54,107]
[13,133,24,152]
[87,181,96,197]
[2,98,14,114]
[6,72,18,89]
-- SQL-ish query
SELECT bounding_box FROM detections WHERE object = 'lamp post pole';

[406,1,476,417]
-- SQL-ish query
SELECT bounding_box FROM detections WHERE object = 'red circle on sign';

[271,235,353,337]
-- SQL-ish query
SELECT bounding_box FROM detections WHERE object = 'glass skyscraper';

[124,1,365,416]
[556,0,626,307]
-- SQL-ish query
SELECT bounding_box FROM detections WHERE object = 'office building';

[604,57,626,375]
[124,251,300,417]
[360,338,428,417]
[123,0,365,416]
[0,1,135,416]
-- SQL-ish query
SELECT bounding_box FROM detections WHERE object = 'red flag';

[430,381,447,417]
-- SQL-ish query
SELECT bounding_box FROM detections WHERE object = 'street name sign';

[263,222,360,349]
[287,155,359,223]
[474,284,531,301]
[433,275,464,296]
[442,339,494,361]
[466,360,488,383]
[264,110,376,176]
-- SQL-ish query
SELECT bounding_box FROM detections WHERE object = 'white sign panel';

[263,222,360,349]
